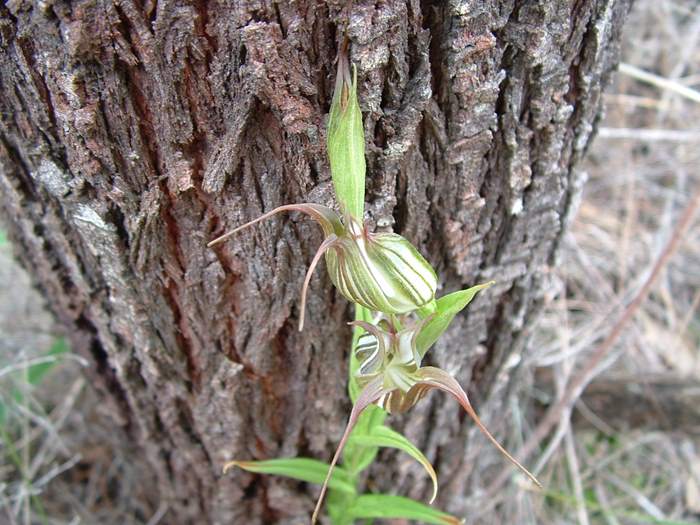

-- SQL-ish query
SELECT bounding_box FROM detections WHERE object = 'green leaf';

[415,282,494,356]
[326,489,357,525]
[348,425,438,503]
[0,399,7,426]
[418,298,438,317]
[328,48,365,220]
[26,338,69,386]
[347,494,463,524]
[223,458,356,495]
[343,403,387,475]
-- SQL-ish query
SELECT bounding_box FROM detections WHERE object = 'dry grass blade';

[618,62,700,104]
[597,127,700,141]
[603,472,666,520]
[566,431,590,525]
[486,184,700,501]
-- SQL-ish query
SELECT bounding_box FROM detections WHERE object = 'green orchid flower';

[207,205,437,329]
[215,38,539,525]
[311,312,541,523]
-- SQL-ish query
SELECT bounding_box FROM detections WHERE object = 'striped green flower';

[208,205,437,329]
[326,215,437,316]
[311,316,541,523]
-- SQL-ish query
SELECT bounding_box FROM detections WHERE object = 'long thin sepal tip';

[208,204,334,249]
[417,367,542,489]
[298,235,337,332]
[311,377,386,523]
[222,460,241,474]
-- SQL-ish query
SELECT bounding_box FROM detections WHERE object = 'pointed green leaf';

[26,338,69,386]
[348,425,438,503]
[343,404,387,475]
[326,489,357,525]
[328,47,365,220]
[347,494,463,524]
[418,298,438,317]
[415,282,495,356]
[223,458,356,495]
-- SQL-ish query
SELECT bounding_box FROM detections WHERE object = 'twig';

[657,6,700,117]
[532,349,622,477]
[679,286,700,339]
[0,354,88,379]
[565,429,590,525]
[33,454,82,488]
[146,502,169,525]
[485,185,700,499]
[597,128,700,142]
[580,433,664,482]
[603,472,665,520]
[618,63,700,104]
[0,484,18,525]
[573,399,616,436]
[28,378,85,479]
[604,93,664,109]
[594,481,622,525]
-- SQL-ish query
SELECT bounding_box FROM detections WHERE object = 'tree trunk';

[0,0,631,523]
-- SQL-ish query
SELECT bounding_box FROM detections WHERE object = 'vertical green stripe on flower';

[371,233,438,306]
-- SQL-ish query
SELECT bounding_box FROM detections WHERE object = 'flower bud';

[209,205,438,329]
[325,216,438,315]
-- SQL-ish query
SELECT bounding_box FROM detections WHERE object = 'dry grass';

[487,0,700,523]
[0,234,159,524]
[1,0,699,524]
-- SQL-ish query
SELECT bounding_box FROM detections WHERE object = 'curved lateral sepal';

[299,234,339,331]
[207,203,343,247]
[311,376,391,524]
[415,366,542,489]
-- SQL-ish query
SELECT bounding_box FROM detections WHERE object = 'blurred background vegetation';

[1,0,699,523]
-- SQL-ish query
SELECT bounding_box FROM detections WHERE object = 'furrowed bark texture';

[0,1,630,523]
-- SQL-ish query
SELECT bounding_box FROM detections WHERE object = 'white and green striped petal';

[208,206,438,329]
[325,217,438,315]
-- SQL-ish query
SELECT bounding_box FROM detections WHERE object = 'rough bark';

[0,0,631,523]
